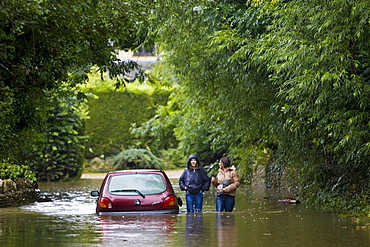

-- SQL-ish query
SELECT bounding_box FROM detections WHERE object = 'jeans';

[186,191,203,212]
[216,194,235,212]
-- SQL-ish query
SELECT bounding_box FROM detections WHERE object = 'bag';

[216,179,232,196]
[221,179,232,187]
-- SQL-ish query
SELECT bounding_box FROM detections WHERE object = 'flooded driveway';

[0,178,369,247]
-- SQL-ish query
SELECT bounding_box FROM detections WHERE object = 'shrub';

[112,149,164,170]
[0,163,36,181]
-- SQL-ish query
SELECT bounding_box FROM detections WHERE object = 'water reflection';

[216,214,237,247]
[97,215,178,246]
[185,213,204,246]
[0,179,368,247]
[0,208,101,247]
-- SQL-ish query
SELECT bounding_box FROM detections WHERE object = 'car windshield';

[108,173,166,196]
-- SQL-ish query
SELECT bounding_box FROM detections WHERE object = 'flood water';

[1,178,369,247]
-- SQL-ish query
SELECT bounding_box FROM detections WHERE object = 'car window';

[108,173,166,195]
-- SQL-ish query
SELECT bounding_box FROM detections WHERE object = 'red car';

[91,170,181,215]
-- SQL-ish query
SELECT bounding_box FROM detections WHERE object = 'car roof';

[107,169,164,175]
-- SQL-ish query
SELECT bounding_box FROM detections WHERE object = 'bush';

[29,88,85,182]
[112,149,164,170]
[0,163,36,181]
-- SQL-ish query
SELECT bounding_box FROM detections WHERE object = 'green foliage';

[301,185,370,218]
[30,87,86,182]
[130,102,178,152]
[147,0,274,177]
[147,0,370,216]
[157,148,187,169]
[0,0,152,175]
[0,87,14,158]
[0,163,36,181]
[82,78,171,158]
[247,0,370,215]
[112,148,164,170]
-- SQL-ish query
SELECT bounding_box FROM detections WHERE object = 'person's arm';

[179,170,187,191]
[223,171,240,193]
[211,176,219,187]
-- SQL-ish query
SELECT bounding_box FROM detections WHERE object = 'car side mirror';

[91,191,99,197]
[177,197,183,207]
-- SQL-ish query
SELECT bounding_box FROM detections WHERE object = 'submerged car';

[91,170,181,215]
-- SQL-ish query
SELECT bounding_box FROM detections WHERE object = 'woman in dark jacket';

[179,154,211,212]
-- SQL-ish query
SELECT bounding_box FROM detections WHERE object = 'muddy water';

[0,178,369,247]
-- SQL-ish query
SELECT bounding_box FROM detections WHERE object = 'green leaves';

[112,149,164,170]
[0,163,36,181]
[147,0,370,215]
[0,0,153,177]
[29,87,86,182]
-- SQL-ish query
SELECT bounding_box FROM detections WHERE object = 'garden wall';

[0,178,38,207]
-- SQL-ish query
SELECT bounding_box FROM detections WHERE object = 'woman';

[211,157,240,212]
[179,154,211,212]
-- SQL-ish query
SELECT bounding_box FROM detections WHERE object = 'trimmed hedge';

[84,88,170,158]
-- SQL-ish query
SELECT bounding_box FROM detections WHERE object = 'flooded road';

[0,178,369,247]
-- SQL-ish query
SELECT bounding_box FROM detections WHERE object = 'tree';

[0,0,151,179]
[250,0,370,215]
[30,86,86,182]
[145,0,275,177]
[147,0,370,215]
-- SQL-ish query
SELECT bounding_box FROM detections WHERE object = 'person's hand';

[184,186,188,191]
[217,185,224,194]
[211,177,216,183]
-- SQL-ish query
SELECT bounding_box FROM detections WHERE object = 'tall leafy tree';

[0,0,151,178]
[248,0,370,214]
[146,0,370,215]
[30,86,86,182]
[145,0,275,175]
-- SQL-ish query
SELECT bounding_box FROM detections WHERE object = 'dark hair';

[220,157,231,168]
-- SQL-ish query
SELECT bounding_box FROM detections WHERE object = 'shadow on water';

[0,178,369,247]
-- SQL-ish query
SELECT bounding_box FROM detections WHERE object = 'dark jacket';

[179,154,211,195]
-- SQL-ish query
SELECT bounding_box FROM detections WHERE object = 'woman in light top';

[211,157,240,212]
